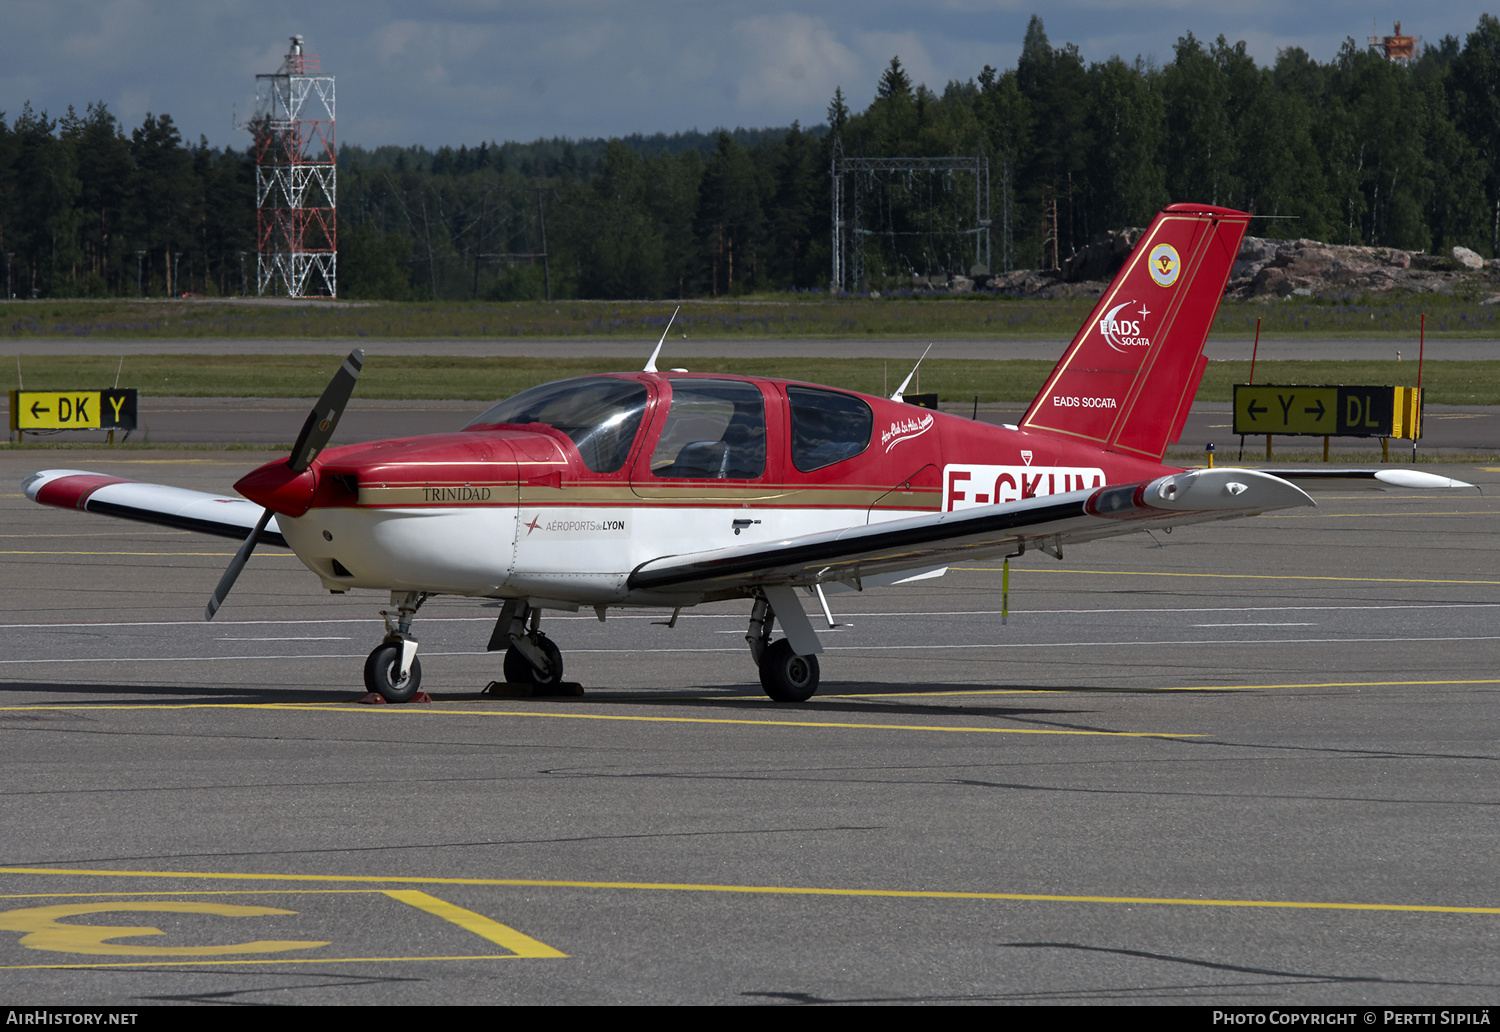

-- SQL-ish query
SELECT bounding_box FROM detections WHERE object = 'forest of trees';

[5,14,1500,301]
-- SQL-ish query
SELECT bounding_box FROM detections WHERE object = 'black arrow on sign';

[29,401,49,418]
[1304,400,1326,419]
[1246,400,1267,421]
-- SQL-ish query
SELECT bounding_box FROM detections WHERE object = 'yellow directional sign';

[1234,385,1338,435]
[1233,385,1422,440]
[10,389,137,431]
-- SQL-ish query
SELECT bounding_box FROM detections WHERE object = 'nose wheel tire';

[759,638,819,702]
[364,643,422,703]
[503,635,564,687]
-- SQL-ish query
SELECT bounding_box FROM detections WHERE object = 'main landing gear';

[488,599,566,690]
[746,590,822,702]
[365,590,427,702]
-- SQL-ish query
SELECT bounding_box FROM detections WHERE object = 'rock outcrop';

[1060,227,1146,283]
[1453,245,1485,270]
[903,232,1496,300]
[1222,237,1483,299]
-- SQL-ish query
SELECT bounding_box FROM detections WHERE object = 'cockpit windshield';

[463,376,648,473]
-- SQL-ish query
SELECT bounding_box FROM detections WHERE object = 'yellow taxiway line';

[955,566,1500,586]
[0,954,529,971]
[0,866,1495,918]
[0,550,297,557]
[0,702,1197,737]
[828,677,1500,699]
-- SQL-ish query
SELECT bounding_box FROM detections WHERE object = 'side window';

[651,380,766,480]
[788,387,872,472]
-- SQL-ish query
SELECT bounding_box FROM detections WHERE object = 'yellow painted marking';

[0,888,563,964]
[358,708,1194,738]
[952,567,1500,586]
[0,954,526,971]
[1156,678,1500,691]
[0,551,295,557]
[1263,511,1494,519]
[3,678,1487,716]
[383,890,566,957]
[817,678,1500,700]
[710,678,1500,701]
[0,867,1494,918]
[0,901,326,957]
[0,532,188,538]
[0,703,1195,737]
[0,890,383,900]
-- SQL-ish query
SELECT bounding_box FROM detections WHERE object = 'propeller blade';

[205,508,273,621]
[288,349,365,472]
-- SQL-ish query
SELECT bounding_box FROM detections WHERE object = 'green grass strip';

[4,355,1497,405]
[3,294,1498,340]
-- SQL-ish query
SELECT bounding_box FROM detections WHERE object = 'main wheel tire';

[502,635,564,686]
[759,638,819,702]
[364,642,422,703]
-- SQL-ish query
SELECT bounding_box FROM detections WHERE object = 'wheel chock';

[482,681,584,698]
[354,691,433,705]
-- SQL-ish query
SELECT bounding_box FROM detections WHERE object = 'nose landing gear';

[364,641,422,702]
[363,591,428,703]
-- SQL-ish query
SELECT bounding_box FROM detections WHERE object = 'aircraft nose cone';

[235,460,316,517]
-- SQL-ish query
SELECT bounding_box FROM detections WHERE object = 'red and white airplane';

[23,204,1472,703]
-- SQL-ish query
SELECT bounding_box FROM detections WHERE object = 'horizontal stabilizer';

[22,469,287,546]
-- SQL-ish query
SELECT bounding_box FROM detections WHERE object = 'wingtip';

[1372,469,1479,491]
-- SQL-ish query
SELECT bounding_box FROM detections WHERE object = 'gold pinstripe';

[353,482,942,511]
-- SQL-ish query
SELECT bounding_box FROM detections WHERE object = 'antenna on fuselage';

[644,306,680,373]
[890,343,933,402]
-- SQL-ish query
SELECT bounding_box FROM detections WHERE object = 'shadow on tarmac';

[0,680,364,705]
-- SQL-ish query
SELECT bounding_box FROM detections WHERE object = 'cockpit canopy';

[464,376,647,473]
[464,374,874,479]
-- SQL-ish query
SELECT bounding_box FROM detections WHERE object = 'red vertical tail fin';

[1019,204,1250,461]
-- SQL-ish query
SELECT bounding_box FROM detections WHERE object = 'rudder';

[1019,204,1250,461]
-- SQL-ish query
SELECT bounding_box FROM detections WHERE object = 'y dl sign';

[10,389,138,432]
[1232,385,1422,439]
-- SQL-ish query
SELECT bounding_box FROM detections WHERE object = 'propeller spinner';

[204,349,365,620]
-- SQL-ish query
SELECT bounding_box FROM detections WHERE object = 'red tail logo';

[1098,301,1151,351]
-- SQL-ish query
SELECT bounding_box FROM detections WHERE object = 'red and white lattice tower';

[253,36,336,297]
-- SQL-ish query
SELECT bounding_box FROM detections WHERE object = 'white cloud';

[0,0,1496,146]
[730,14,862,117]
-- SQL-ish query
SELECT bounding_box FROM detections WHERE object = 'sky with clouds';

[2,1,1495,150]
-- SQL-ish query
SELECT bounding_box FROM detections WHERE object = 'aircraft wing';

[1244,468,1479,492]
[21,469,286,548]
[629,467,1313,596]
